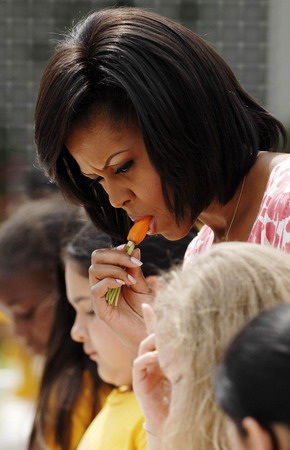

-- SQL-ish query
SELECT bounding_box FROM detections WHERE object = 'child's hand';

[132,304,171,436]
[89,246,154,354]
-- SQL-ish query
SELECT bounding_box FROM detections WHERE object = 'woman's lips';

[129,215,149,222]
[147,216,157,235]
[85,350,97,359]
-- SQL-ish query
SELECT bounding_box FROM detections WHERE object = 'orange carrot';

[127,216,151,245]
[105,216,151,306]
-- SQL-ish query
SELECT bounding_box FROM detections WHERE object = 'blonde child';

[133,242,290,449]
[64,223,193,449]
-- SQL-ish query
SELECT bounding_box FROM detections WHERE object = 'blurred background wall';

[1,0,290,218]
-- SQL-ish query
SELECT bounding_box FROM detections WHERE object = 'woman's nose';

[14,318,31,342]
[104,180,134,209]
[71,320,88,343]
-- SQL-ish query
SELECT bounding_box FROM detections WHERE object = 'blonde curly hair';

[154,242,290,450]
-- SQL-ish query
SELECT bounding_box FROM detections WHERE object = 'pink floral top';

[184,155,290,267]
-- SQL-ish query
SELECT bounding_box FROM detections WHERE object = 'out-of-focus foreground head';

[215,303,290,450]
[153,242,290,450]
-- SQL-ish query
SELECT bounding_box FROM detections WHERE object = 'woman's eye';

[89,176,103,187]
[17,308,35,320]
[86,310,95,316]
[87,160,133,188]
[115,160,133,174]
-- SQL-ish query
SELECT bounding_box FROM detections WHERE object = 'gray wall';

[267,0,290,124]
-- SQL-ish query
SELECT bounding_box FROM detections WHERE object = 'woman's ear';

[241,417,273,450]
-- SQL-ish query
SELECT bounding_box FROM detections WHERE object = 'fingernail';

[116,244,126,250]
[115,279,125,285]
[130,256,143,266]
[127,274,137,284]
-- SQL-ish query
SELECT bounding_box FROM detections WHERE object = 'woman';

[34,8,289,349]
[215,304,290,450]
[132,242,290,449]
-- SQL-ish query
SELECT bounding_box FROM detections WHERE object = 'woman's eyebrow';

[82,148,130,178]
[103,149,130,169]
[5,297,25,307]
[82,149,131,177]
[73,296,92,304]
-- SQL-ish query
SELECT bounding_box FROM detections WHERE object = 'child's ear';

[242,417,273,450]
[141,303,156,335]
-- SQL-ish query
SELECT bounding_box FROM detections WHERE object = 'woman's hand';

[89,246,154,354]
[132,304,171,437]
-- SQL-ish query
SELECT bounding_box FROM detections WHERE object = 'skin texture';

[65,260,133,386]
[0,271,56,355]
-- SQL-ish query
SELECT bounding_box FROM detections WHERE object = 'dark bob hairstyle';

[35,7,287,242]
[215,304,290,450]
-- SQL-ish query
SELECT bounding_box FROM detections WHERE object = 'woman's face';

[66,117,193,241]
[0,272,57,355]
[65,260,133,386]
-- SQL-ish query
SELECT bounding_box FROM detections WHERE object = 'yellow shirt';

[46,375,109,449]
[77,386,146,450]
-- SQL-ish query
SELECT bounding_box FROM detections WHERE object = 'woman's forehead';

[0,272,54,305]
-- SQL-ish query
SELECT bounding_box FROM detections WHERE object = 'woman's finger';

[91,247,143,269]
[90,263,139,286]
[90,277,126,301]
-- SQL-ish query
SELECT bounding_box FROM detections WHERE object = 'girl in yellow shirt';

[63,222,194,450]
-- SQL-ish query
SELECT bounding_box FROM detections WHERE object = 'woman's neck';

[198,151,285,242]
[198,181,248,242]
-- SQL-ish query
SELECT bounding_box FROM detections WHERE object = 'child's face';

[65,260,132,386]
[0,271,56,355]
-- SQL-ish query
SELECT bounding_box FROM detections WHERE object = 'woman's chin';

[160,227,192,241]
